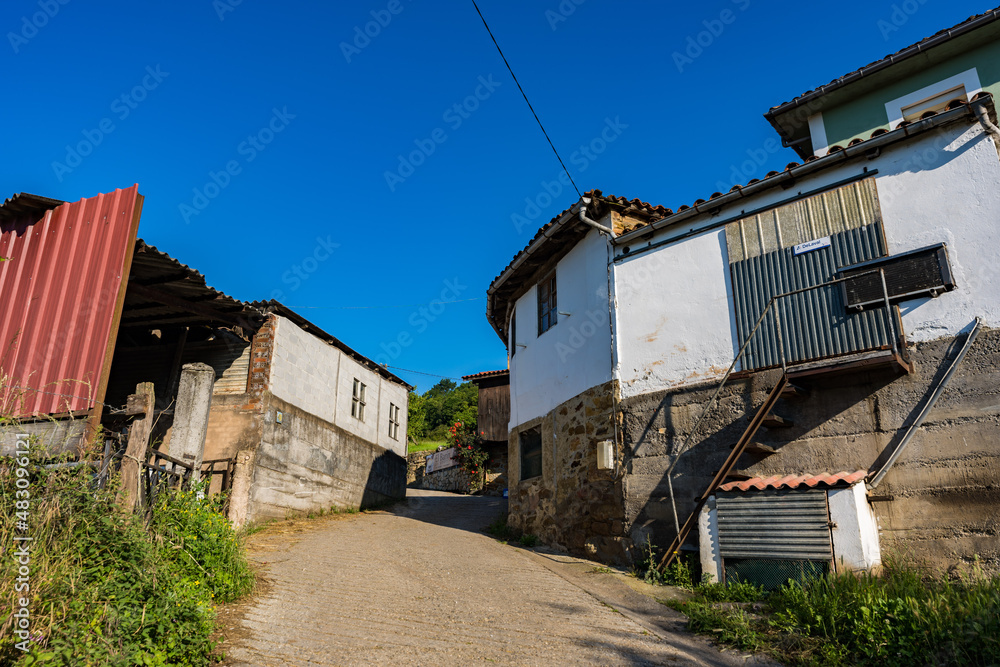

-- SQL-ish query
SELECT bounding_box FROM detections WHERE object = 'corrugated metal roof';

[719,470,868,492]
[0,186,143,417]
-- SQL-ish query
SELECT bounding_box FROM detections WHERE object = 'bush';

[0,445,253,666]
[634,539,695,589]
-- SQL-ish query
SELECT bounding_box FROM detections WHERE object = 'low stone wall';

[420,465,473,493]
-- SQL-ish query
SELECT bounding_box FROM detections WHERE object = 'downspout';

[973,103,1000,141]
[579,197,616,237]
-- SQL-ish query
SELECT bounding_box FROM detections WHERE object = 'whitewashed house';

[486,11,1000,581]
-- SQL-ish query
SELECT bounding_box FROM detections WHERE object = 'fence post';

[117,382,154,512]
[228,449,256,528]
[169,362,215,483]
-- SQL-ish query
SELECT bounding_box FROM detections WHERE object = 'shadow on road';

[390,489,507,534]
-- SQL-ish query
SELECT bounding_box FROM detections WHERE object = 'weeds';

[518,534,539,548]
[0,442,253,666]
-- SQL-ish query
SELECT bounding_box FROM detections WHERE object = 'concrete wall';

[244,393,406,523]
[508,230,613,429]
[270,315,408,457]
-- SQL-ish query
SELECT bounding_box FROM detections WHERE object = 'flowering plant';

[447,421,489,490]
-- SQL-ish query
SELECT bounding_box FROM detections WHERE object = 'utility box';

[597,440,614,470]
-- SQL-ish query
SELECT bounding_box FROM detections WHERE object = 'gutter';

[615,97,992,247]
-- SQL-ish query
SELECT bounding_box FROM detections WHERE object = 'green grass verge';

[408,440,447,454]
[0,447,254,666]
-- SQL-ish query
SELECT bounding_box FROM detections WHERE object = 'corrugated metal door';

[726,179,895,371]
[717,489,833,561]
[731,225,893,370]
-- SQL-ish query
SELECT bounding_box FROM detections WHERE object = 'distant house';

[486,9,1000,579]
[462,369,510,492]
[0,187,409,523]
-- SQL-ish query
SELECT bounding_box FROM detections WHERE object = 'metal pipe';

[973,104,1000,141]
[879,268,897,355]
[869,317,982,488]
[579,197,615,236]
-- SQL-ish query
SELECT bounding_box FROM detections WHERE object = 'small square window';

[351,379,366,420]
[537,273,557,335]
[388,403,400,440]
[520,427,542,480]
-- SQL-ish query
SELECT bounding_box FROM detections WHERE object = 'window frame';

[519,427,543,481]
[536,272,558,336]
[884,68,982,129]
[388,403,400,440]
[351,379,366,421]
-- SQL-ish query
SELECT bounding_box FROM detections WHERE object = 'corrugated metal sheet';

[0,186,142,417]
[726,179,882,263]
[731,224,892,370]
[717,489,833,561]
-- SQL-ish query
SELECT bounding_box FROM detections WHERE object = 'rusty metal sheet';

[0,186,142,418]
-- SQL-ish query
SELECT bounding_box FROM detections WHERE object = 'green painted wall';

[821,39,1000,148]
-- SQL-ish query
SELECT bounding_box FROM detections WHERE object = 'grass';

[408,440,447,454]
[0,442,254,666]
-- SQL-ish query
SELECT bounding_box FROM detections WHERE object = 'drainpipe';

[974,104,1000,141]
[579,197,615,237]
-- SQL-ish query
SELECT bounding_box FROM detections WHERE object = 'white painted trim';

[808,112,829,157]
[884,68,982,128]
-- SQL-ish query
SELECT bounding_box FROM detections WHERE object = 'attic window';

[537,272,557,336]
[885,68,982,128]
[351,379,366,420]
[900,85,967,122]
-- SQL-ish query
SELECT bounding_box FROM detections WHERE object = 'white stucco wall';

[614,228,737,398]
[508,229,613,429]
[828,483,882,573]
[874,125,1000,341]
[269,315,408,457]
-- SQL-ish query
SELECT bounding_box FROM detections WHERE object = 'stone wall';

[621,326,1000,572]
[508,380,628,564]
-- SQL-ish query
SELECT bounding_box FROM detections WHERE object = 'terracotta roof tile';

[767,8,1000,114]
[461,369,509,381]
[718,470,868,492]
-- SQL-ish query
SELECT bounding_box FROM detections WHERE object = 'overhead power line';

[285,297,482,310]
[384,365,466,381]
[469,0,581,199]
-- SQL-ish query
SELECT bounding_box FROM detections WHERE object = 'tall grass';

[0,438,254,666]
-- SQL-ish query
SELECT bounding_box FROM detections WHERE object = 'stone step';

[731,442,777,457]
[780,383,809,399]
[763,413,793,428]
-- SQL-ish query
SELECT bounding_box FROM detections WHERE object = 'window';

[388,403,400,440]
[884,68,981,128]
[519,427,542,480]
[510,311,517,357]
[351,379,366,420]
[537,272,557,335]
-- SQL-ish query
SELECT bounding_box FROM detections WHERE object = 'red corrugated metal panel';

[0,186,142,417]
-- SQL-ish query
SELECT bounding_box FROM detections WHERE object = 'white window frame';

[351,379,366,420]
[885,68,982,129]
[388,403,400,440]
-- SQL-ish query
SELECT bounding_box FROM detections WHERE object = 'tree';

[406,380,478,442]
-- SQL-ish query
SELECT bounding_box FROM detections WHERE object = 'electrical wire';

[469,0,581,198]
[284,297,482,310]
[384,366,466,381]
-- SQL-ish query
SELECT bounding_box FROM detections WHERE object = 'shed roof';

[719,470,868,492]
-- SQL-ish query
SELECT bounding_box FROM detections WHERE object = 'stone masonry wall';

[508,380,628,564]
[622,326,1000,573]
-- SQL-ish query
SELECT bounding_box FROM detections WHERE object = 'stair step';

[763,413,793,428]
[780,383,809,398]
[732,442,777,457]
[724,470,754,481]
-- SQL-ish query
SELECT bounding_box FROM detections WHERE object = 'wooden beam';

[127,283,243,325]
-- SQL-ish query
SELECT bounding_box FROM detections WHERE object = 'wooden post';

[117,382,154,512]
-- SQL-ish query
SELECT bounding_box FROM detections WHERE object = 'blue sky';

[2,0,991,391]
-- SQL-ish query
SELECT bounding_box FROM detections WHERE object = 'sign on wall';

[425,447,459,474]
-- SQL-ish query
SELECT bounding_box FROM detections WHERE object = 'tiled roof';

[767,7,1000,115]
[616,95,992,242]
[462,369,509,381]
[488,188,669,293]
[719,470,868,492]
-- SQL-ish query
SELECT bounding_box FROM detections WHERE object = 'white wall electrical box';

[597,440,614,470]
